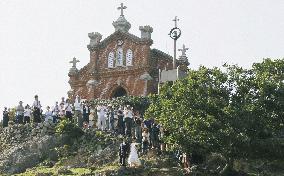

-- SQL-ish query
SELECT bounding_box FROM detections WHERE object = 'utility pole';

[169,16,181,69]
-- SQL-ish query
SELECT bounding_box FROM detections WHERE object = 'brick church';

[67,3,188,101]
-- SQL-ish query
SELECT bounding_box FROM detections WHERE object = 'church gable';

[68,3,175,100]
[93,31,152,72]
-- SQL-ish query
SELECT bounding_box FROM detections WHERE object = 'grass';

[70,168,92,175]
[14,154,184,176]
[14,166,92,176]
[94,163,120,173]
[15,166,54,176]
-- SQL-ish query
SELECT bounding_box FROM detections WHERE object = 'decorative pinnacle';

[117,3,127,17]
[173,16,179,28]
[178,44,189,57]
[69,57,80,68]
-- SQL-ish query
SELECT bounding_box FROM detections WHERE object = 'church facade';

[67,4,187,101]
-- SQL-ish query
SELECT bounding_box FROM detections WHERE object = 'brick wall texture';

[68,30,174,101]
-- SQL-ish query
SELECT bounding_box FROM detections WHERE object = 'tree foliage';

[145,59,284,163]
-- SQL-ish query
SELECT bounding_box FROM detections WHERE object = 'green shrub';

[54,144,72,158]
[55,119,84,139]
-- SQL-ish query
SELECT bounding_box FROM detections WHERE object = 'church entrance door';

[111,86,127,98]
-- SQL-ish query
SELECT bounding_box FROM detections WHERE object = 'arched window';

[108,52,114,68]
[126,49,133,66]
[116,47,123,66]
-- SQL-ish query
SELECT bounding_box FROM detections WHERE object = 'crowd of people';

[2,94,190,170]
[96,101,166,167]
[2,95,189,170]
[2,95,91,127]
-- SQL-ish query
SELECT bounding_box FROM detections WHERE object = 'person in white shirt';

[88,108,95,128]
[59,102,65,118]
[24,104,32,124]
[74,95,83,128]
[97,104,106,130]
[45,106,53,122]
[65,99,73,122]
[32,95,42,123]
[124,105,133,137]
[52,102,60,123]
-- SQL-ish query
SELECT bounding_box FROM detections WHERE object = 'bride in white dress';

[128,141,141,167]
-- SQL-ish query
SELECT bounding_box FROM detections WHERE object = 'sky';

[0,0,283,119]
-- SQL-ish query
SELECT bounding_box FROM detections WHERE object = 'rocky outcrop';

[87,143,119,167]
[0,121,56,148]
[0,123,186,175]
[0,122,64,174]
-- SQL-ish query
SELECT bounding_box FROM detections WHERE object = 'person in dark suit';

[117,107,125,135]
[119,138,128,166]
[2,107,9,128]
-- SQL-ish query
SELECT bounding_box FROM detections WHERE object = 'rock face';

[0,121,56,147]
[87,143,119,167]
[0,124,186,176]
[0,124,121,175]
[0,122,63,174]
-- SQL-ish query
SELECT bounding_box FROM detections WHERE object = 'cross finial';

[178,44,189,56]
[173,16,179,28]
[117,3,127,17]
[69,57,80,68]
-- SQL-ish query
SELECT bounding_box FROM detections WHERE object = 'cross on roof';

[117,3,127,16]
[69,57,80,68]
[178,44,189,56]
[173,16,179,28]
